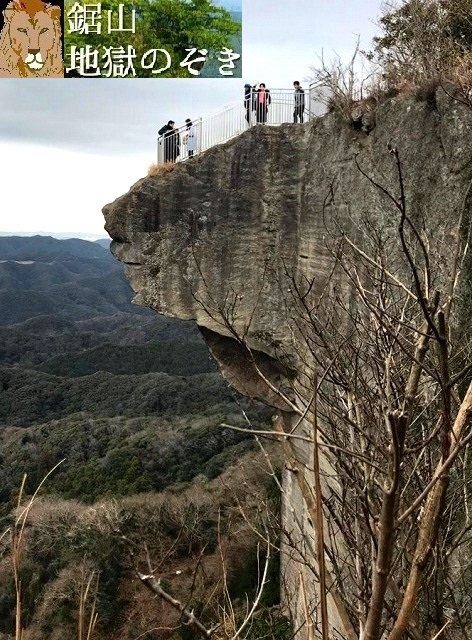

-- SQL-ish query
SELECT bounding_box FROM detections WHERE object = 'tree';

[283,149,472,640]
[367,0,472,85]
[183,143,472,640]
[64,0,241,78]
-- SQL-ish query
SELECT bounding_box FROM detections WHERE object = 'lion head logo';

[0,0,63,77]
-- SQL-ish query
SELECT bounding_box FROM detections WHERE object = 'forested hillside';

[0,237,279,640]
[0,237,270,506]
[0,236,147,324]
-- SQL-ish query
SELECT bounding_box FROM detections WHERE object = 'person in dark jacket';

[293,81,305,123]
[244,83,252,123]
[158,120,180,163]
[255,83,271,124]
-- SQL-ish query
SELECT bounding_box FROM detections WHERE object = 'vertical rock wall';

[103,89,472,637]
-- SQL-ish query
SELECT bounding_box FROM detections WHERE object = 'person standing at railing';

[293,81,305,123]
[184,118,197,157]
[158,120,180,163]
[255,83,271,124]
[244,84,252,123]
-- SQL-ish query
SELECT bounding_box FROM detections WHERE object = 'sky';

[0,0,383,237]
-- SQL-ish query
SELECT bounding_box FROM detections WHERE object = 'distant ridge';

[0,235,110,260]
[0,231,109,242]
[95,238,111,249]
[0,235,146,325]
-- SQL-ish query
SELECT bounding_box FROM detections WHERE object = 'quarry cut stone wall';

[103,89,472,637]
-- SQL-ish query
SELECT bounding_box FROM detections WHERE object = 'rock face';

[104,89,472,638]
[104,90,471,357]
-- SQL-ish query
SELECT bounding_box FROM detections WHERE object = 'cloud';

[0,0,382,234]
[0,142,149,234]
[0,79,242,155]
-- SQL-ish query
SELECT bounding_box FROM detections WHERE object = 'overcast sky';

[0,0,382,237]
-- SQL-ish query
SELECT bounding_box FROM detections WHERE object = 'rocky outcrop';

[103,89,472,638]
[105,90,471,353]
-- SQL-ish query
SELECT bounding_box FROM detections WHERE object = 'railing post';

[196,118,202,156]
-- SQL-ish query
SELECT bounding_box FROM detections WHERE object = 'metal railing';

[157,88,325,164]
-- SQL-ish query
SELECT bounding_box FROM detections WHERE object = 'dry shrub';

[310,1,472,117]
[21,496,85,528]
[450,52,472,107]
[0,555,13,592]
[308,41,386,130]
[393,59,472,108]
[148,162,176,177]
[1,450,281,640]
[309,43,375,117]
[379,63,442,103]
[32,561,97,626]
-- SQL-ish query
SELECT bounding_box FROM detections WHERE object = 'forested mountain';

[0,236,278,640]
[0,236,111,260]
[0,236,268,507]
[94,238,111,249]
[0,236,148,324]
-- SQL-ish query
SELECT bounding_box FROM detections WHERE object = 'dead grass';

[148,162,176,177]
[449,53,472,108]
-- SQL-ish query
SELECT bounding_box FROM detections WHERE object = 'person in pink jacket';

[255,83,271,124]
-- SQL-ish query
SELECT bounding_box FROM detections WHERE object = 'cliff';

[104,88,472,639]
[105,89,471,390]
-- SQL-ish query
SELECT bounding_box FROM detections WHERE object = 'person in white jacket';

[184,118,197,157]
